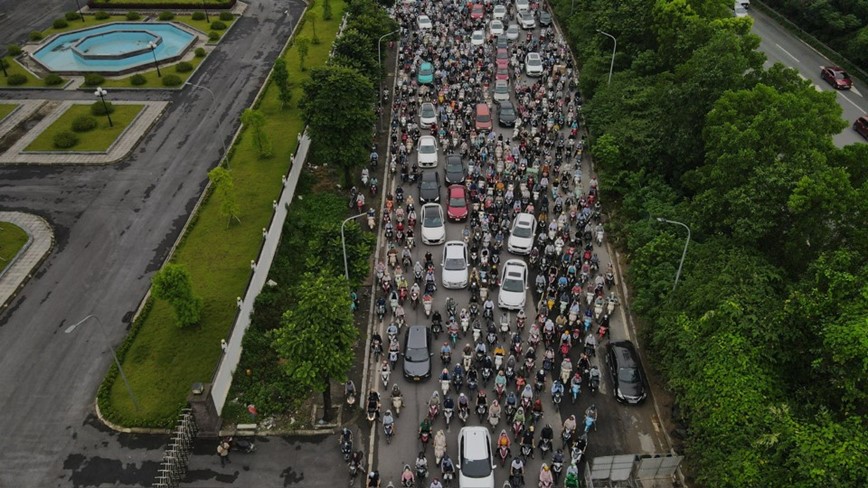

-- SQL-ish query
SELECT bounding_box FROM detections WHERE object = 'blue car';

[418,61,434,85]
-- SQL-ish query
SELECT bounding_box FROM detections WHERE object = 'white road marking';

[799,38,826,58]
[850,86,863,97]
[797,73,807,80]
[839,92,862,110]
[775,43,799,63]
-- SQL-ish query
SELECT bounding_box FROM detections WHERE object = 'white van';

[515,0,529,12]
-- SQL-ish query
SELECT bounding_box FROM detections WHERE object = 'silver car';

[420,102,437,128]
[506,23,520,41]
[493,79,510,103]
[441,241,469,289]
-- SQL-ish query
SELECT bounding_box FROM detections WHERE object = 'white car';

[420,102,437,128]
[489,20,504,37]
[498,259,528,310]
[525,52,543,77]
[418,135,438,168]
[493,5,507,20]
[734,2,748,17]
[418,15,433,30]
[515,0,529,12]
[506,23,520,41]
[471,29,485,47]
[458,427,495,488]
[508,212,536,254]
[493,79,510,103]
[441,241,469,289]
[518,10,535,30]
[421,203,446,245]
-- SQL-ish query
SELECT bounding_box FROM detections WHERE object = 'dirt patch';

[0,102,57,153]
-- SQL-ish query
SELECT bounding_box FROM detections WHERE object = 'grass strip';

[91,0,233,5]
[0,222,29,273]
[101,56,206,88]
[102,0,348,427]
[0,103,18,121]
[175,15,236,40]
[2,57,47,87]
[40,15,127,37]
[25,104,143,152]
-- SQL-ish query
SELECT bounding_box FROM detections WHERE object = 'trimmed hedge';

[7,44,22,56]
[208,31,220,41]
[53,18,69,29]
[83,73,105,86]
[29,31,44,41]
[194,47,206,57]
[44,74,65,86]
[126,11,141,21]
[158,11,175,21]
[175,61,193,73]
[65,12,81,21]
[72,115,98,132]
[7,74,27,86]
[53,131,79,149]
[191,11,206,21]
[94,10,110,20]
[131,74,147,85]
[210,20,227,30]
[162,74,182,86]
[219,11,234,21]
[91,101,115,116]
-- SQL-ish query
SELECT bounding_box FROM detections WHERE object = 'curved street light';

[94,87,113,127]
[341,213,367,281]
[597,29,617,86]
[147,41,161,77]
[656,217,691,292]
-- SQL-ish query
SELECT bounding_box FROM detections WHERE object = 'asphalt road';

[0,0,78,50]
[0,1,307,486]
[749,7,867,147]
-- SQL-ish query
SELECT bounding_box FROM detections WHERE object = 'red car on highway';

[495,48,509,69]
[821,66,852,90]
[854,116,868,139]
[475,103,492,131]
[470,3,484,20]
[446,185,469,222]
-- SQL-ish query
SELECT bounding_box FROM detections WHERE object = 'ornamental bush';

[7,74,27,86]
[219,12,234,21]
[159,11,175,21]
[72,115,97,132]
[44,74,64,86]
[29,31,44,41]
[7,44,22,56]
[65,12,80,21]
[94,11,110,20]
[53,18,69,29]
[191,11,206,21]
[210,20,227,30]
[90,101,115,116]
[195,47,206,58]
[162,74,182,87]
[83,73,105,86]
[126,11,141,21]
[53,131,79,149]
[208,31,220,41]
[130,74,147,86]
[175,61,193,73]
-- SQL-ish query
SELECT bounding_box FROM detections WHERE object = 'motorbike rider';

[476,390,488,411]
[551,379,565,399]
[419,417,432,438]
[509,455,525,480]
[367,391,381,421]
[383,409,395,433]
[415,451,428,476]
[521,424,535,459]
[440,453,456,478]
[440,342,451,360]
[367,470,381,488]
[488,398,502,422]
[563,414,577,436]
[458,392,469,412]
[429,478,443,488]
[344,379,356,400]
[577,353,591,375]
[539,423,554,450]
[539,464,554,487]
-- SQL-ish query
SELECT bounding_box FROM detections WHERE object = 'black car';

[418,171,442,203]
[498,101,517,127]
[606,341,647,404]
[403,325,432,381]
[539,10,552,27]
[444,154,466,185]
[496,35,508,49]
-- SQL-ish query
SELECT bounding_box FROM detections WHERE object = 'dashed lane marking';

[775,43,799,63]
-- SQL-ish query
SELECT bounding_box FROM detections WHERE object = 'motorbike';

[434,430,447,465]
[539,436,552,457]
[458,406,469,424]
[441,378,450,398]
[339,432,352,461]
[376,301,386,322]
[441,350,451,365]
[392,394,403,416]
[588,366,601,393]
[368,215,376,231]
[423,294,433,317]
[401,464,415,487]
[520,441,533,460]
[384,421,394,445]
[444,406,454,426]
[432,317,442,340]
[476,403,488,422]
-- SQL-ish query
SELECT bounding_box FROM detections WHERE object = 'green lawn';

[40,15,127,37]
[176,15,236,40]
[103,0,348,427]
[101,56,206,88]
[91,0,232,5]
[0,103,18,121]
[0,222,29,273]
[2,57,50,88]
[25,104,143,152]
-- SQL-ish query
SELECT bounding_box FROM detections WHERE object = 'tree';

[269,271,356,421]
[330,28,379,82]
[151,263,202,327]
[322,0,333,20]
[300,65,376,186]
[295,37,310,71]
[208,166,240,226]
[272,58,291,109]
[307,11,319,44]
[240,108,272,158]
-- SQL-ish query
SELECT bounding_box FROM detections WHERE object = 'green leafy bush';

[90,101,115,116]
[94,11,110,20]
[219,12,234,21]
[210,20,227,30]
[194,47,206,58]
[53,18,69,29]
[126,11,141,21]
[53,131,79,149]
[158,11,175,21]
[83,73,105,86]
[174,61,193,73]
[65,12,80,21]
[208,31,220,41]
[130,74,147,86]
[191,11,206,21]
[7,44,22,56]
[71,115,97,132]
[6,74,27,86]
[44,74,64,86]
[29,31,44,41]
[162,74,182,87]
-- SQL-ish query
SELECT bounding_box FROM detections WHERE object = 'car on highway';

[403,325,432,381]
[471,29,485,46]
[417,15,433,30]
[853,115,868,139]
[418,135,438,168]
[493,5,507,20]
[458,427,495,488]
[418,170,442,203]
[490,19,504,37]
[506,23,520,41]
[507,212,536,254]
[418,61,434,84]
[475,103,493,130]
[495,48,510,69]
[442,240,469,289]
[821,66,852,90]
[539,10,552,27]
[419,102,437,128]
[606,340,648,404]
[495,66,510,82]
[525,52,543,77]
[470,3,485,21]
[444,153,466,185]
[498,100,517,127]
[446,184,469,221]
[733,2,748,17]
[498,259,528,310]
[493,79,510,103]
[518,10,535,30]
[495,35,509,49]
[515,0,529,12]
[421,203,446,245]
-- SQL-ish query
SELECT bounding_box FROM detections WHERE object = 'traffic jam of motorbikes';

[344,1,639,487]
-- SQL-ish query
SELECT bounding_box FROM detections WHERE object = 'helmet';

[478,390,486,397]
[385,409,392,416]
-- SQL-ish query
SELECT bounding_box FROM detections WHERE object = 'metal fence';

[153,408,199,488]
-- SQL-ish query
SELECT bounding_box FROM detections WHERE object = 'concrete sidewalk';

[0,211,53,311]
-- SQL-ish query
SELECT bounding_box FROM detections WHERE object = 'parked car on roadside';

[606,341,648,404]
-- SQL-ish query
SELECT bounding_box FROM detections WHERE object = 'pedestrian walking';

[217,440,231,466]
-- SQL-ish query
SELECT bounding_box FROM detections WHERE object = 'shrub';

[29,31,44,41]
[210,20,227,30]
[94,11,110,20]
[162,74,182,87]
[83,73,105,86]
[219,12,234,21]
[7,44,22,56]
[191,11,206,21]
[53,131,79,149]
[175,61,193,73]
[208,31,220,41]
[53,18,69,29]
[72,115,97,132]
[7,74,27,86]
[130,74,147,86]
[91,101,115,116]
[44,74,64,86]
[159,11,175,21]
[126,11,141,21]
[194,47,206,58]
[65,12,80,21]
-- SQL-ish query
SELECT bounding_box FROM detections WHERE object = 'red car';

[470,4,484,20]
[495,66,510,82]
[821,66,852,90]
[495,48,509,69]
[475,103,492,131]
[446,185,469,221]
[854,116,868,139]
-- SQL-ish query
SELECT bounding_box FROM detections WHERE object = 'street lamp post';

[73,0,85,22]
[656,218,691,292]
[184,81,228,164]
[1,57,7,77]
[147,41,161,77]
[202,0,210,23]
[377,29,400,109]
[94,87,113,127]
[341,213,367,281]
[65,314,140,410]
[597,29,617,86]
